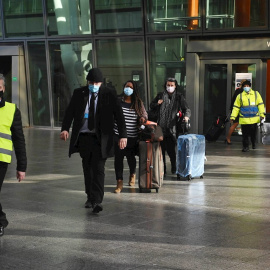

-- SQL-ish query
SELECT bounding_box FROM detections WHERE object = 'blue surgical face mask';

[243,86,250,93]
[88,84,100,93]
[124,87,133,96]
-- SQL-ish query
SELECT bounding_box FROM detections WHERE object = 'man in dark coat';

[60,68,127,213]
[0,73,27,237]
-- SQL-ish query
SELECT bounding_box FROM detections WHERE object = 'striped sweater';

[114,101,138,138]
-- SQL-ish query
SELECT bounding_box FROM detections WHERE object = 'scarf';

[159,91,176,129]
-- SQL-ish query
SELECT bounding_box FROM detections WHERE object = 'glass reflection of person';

[225,79,244,144]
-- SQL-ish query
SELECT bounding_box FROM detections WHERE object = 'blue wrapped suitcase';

[261,122,270,145]
[176,134,205,180]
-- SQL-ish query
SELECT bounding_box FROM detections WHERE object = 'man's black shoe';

[252,145,256,149]
[242,147,249,152]
[84,200,92,208]
[92,203,103,214]
[0,225,4,237]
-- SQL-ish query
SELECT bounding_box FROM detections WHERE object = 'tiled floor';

[0,128,270,269]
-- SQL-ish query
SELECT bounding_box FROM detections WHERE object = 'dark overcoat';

[61,85,127,158]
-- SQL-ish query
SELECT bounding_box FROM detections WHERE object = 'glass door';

[0,46,28,126]
[199,59,262,138]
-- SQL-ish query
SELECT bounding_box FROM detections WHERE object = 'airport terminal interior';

[0,1,270,269]
[0,128,270,269]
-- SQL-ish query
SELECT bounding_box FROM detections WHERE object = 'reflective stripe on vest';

[239,91,259,118]
[0,102,16,163]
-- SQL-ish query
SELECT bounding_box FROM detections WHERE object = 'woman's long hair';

[122,80,145,117]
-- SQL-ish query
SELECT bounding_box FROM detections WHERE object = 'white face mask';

[166,86,175,93]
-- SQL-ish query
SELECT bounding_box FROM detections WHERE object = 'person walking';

[225,79,244,144]
[0,73,27,236]
[113,80,147,193]
[60,68,127,213]
[230,80,265,152]
[149,77,191,175]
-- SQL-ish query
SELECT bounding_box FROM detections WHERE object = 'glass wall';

[206,0,267,30]
[96,38,145,102]
[49,40,92,127]
[147,0,201,32]
[94,0,143,34]
[148,37,186,102]
[47,0,91,36]
[0,56,11,102]
[28,42,50,126]
[203,64,227,134]
[3,0,44,37]
[0,9,2,37]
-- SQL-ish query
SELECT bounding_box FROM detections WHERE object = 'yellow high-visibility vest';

[231,89,265,125]
[0,102,16,163]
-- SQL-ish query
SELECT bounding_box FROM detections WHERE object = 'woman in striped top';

[114,80,147,193]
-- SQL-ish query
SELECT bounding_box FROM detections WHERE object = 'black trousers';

[160,134,176,172]
[114,136,137,181]
[78,134,107,204]
[241,123,257,148]
[0,162,9,227]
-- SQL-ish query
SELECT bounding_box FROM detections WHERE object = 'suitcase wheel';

[200,175,203,179]
[156,188,159,193]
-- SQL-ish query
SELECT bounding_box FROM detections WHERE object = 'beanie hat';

[86,68,103,82]
[242,80,251,86]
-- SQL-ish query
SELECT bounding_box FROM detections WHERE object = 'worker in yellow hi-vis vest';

[230,80,265,152]
[0,73,27,237]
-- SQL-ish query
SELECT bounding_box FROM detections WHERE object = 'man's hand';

[17,171,25,182]
[118,138,127,150]
[230,119,234,124]
[157,99,163,105]
[60,131,69,141]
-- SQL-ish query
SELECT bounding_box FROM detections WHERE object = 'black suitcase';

[205,115,229,142]
[138,141,164,193]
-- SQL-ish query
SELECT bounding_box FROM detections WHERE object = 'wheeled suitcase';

[138,141,164,192]
[205,115,228,142]
[176,134,205,180]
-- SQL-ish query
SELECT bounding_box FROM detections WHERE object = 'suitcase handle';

[146,142,153,189]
